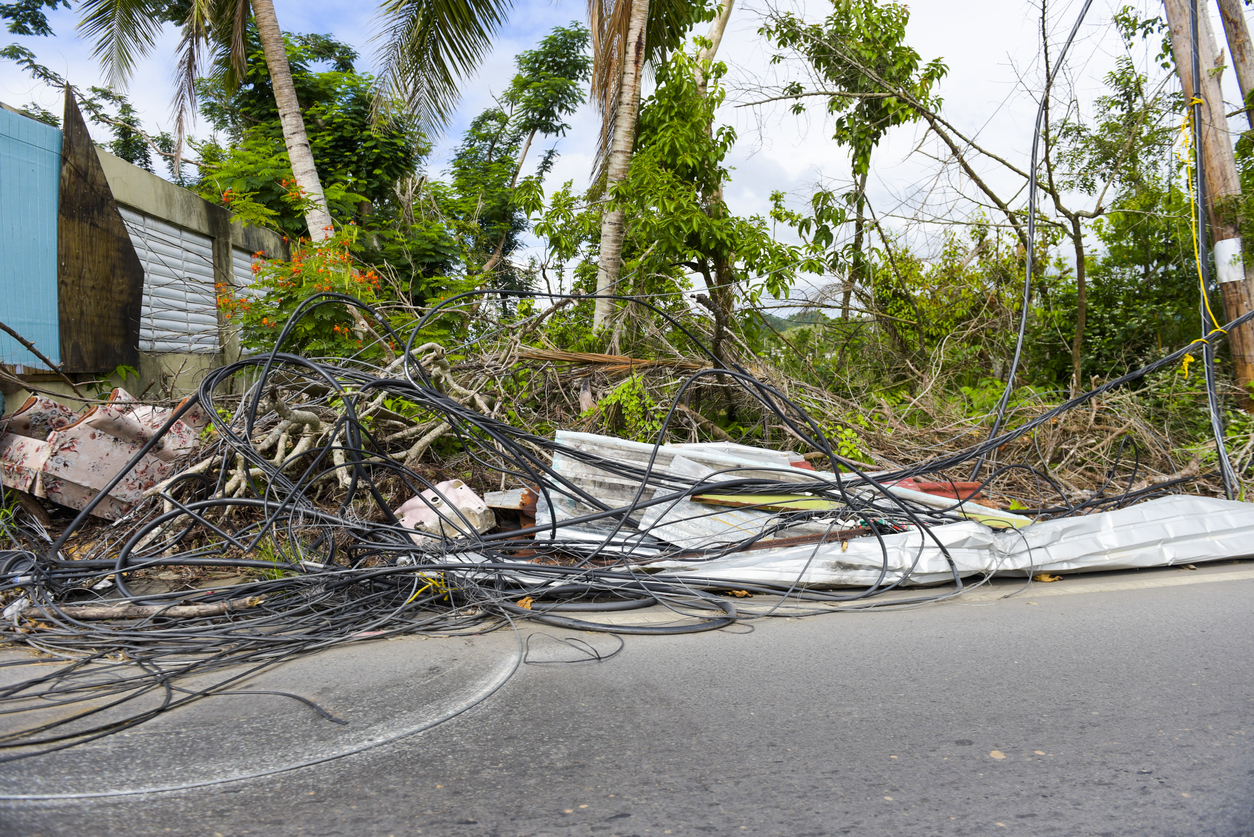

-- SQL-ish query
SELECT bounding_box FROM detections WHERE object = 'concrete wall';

[96,150,287,267]
[98,149,287,393]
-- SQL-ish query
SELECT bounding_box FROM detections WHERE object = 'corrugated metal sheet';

[119,207,220,354]
[0,109,62,367]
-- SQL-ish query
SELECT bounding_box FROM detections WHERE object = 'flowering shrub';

[218,227,394,359]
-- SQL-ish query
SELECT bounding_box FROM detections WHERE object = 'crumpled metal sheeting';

[637,495,846,551]
[551,430,815,511]
[651,496,1254,588]
[1017,495,1254,574]
[652,520,1000,588]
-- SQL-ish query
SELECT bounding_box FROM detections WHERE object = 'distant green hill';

[755,309,833,334]
[757,312,793,333]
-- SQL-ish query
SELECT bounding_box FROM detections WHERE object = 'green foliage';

[613,49,808,313]
[502,23,591,138]
[1055,54,1177,197]
[433,23,591,293]
[762,0,947,175]
[2,47,189,179]
[522,44,829,358]
[1031,21,1200,387]
[959,377,1038,415]
[196,30,424,239]
[218,227,391,359]
[590,373,664,443]
[438,108,531,276]
[1,0,66,37]
[199,135,363,233]
[830,424,869,463]
[90,364,141,399]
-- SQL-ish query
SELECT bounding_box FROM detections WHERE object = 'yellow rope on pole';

[1173,105,1228,355]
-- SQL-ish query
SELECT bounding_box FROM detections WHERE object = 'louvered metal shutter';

[231,247,256,292]
[119,207,220,354]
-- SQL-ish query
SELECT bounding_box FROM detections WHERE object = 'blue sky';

[2,0,1242,289]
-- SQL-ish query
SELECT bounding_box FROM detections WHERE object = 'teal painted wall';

[0,109,61,367]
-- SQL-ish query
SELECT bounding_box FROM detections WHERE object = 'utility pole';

[1216,0,1254,130]
[1163,0,1254,408]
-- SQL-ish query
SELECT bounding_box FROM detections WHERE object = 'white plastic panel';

[120,207,220,354]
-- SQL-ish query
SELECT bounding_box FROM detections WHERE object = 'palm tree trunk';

[252,0,334,242]
[593,0,651,329]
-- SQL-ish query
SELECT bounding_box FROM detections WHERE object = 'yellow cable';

[404,572,448,606]
[1174,106,1227,339]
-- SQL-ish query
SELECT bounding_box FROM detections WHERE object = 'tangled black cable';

[0,289,1245,762]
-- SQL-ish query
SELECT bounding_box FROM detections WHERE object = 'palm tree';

[79,0,336,240]
[586,0,735,328]
[377,0,721,327]
[81,0,720,261]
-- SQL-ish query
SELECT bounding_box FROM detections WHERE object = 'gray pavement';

[2,562,1253,836]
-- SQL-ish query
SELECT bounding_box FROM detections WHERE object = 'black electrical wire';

[0,287,1246,764]
[973,0,1096,481]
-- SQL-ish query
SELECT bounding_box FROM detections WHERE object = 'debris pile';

[0,296,1252,761]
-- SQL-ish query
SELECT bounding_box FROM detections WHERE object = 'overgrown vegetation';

[4,0,1253,499]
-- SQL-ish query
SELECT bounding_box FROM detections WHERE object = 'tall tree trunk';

[1069,216,1087,398]
[1217,0,1254,129]
[252,0,334,242]
[844,169,869,320]
[1164,0,1254,409]
[695,0,735,95]
[593,0,651,329]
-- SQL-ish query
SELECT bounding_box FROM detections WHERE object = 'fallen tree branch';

[22,595,266,621]
[677,404,734,441]
[0,319,87,398]
[1129,458,1201,493]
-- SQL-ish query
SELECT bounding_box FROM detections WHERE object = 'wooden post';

[1164,0,1254,408]
[57,87,144,374]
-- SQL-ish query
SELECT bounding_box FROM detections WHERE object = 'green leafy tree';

[195,30,423,236]
[533,46,807,372]
[1042,6,1198,391]
[72,0,381,240]
[761,0,946,318]
[404,23,592,311]
[475,23,591,279]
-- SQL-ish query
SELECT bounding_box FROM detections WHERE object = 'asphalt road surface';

[3,562,1253,836]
